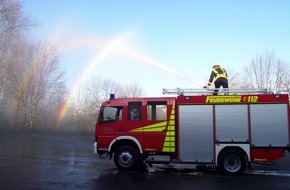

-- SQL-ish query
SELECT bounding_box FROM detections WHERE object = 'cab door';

[97,106,125,149]
[142,100,169,153]
[126,101,144,144]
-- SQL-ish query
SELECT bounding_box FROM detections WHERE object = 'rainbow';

[56,34,125,125]
[56,31,202,126]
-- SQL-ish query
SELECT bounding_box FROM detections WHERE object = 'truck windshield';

[101,106,123,123]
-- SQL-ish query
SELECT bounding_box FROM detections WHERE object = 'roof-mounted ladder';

[162,88,271,96]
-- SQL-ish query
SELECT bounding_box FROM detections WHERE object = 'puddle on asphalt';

[0,156,100,168]
[245,170,290,177]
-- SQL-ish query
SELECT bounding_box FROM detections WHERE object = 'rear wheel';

[218,149,246,176]
[114,145,141,170]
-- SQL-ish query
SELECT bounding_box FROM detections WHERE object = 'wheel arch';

[216,144,250,164]
[109,136,143,155]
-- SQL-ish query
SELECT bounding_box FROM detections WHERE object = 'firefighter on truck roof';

[204,64,228,95]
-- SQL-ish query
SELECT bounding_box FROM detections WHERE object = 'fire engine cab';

[94,88,290,175]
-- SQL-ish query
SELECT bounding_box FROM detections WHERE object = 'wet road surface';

[1,130,290,190]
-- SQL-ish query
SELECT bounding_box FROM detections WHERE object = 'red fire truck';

[94,88,290,175]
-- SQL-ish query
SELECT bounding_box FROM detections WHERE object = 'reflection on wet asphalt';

[1,130,290,190]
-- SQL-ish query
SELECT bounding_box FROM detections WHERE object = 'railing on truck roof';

[162,88,271,96]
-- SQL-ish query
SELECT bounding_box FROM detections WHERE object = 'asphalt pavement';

[0,130,290,190]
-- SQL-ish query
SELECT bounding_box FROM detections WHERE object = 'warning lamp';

[110,94,115,100]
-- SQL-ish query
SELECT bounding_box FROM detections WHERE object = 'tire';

[113,145,141,170]
[218,149,246,176]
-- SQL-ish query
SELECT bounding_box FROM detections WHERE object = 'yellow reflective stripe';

[162,104,176,153]
[168,120,175,126]
[213,67,227,80]
[215,74,227,80]
[163,147,175,152]
[167,125,175,131]
[166,131,175,136]
[164,141,175,146]
[130,121,167,132]
[165,136,175,141]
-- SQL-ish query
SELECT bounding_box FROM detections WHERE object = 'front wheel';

[113,145,141,170]
[218,149,246,176]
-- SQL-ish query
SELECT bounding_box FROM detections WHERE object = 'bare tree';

[100,78,118,99]
[117,82,143,97]
[3,38,29,128]
[0,0,32,128]
[4,40,65,130]
[243,49,290,93]
[273,60,290,92]
[0,0,31,76]
[27,42,65,130]
[35,81,67,130]
[226,68,243,88]
[0,0,30,45]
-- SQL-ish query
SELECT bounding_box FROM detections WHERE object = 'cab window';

[128,102,142,121]
[147,101,167,121]
[101,106,123,123]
